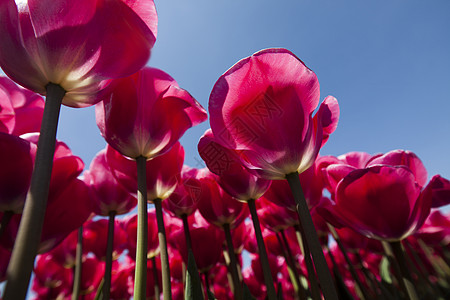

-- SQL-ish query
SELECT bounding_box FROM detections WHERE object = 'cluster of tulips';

[0,1,448,300]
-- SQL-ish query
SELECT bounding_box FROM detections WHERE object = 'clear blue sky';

[54,0,450,183]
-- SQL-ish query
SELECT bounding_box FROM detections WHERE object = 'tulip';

[198,129,271,201]
[96,67,207,160]
[0,76,44,135]
[122,210,160,260]
[31,254,73,300]
[426,175,450,208]
[208,48,340,299]
[96,67,207,299]
[0,0,157,107]
[106,142,184,202]
[0,133,36,215]
[198,128,276,298]
[84,149,137,216]
[0,1,157,296]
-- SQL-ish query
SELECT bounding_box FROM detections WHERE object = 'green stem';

[277,230,306,300]
[181,214,193,254]
[103,211,116,299]
[203,271,210,299]
[94,278,104,300]
[3,83,65,300]
[388,241,419,300]
[247,199,277,300]
[72,226,83,300]
[152,256,160,299]
[134,156,148,300]
[223,223,243,300]
[286,172,338,300]
[295,225,321,300]
[154,198,172,300]
[328,224,368,300]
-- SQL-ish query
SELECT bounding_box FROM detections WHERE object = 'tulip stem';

[3,83,65,300]
[152,256,160,299]
[247,199,277,300]
[0,211,13,240]
[279,230,307,300]
[328,224,369,300]
[295,225,321,300]
[154,198,173,300]
[72,226,84,300]
[223,223,243,300]
[103,210,116,299]
[286,172,338,300]
[387,241,419,300]
[181,214,193,254]
[134,156,148,300]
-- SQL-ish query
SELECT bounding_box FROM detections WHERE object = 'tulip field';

[0,1,449,300]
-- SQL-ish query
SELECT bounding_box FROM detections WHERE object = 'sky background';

[56,0,450,184]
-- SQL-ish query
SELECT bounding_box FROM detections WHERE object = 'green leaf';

[243,282,256,300]
[380,256,392,284]
[184,249,204,300]
[207,289,217,300]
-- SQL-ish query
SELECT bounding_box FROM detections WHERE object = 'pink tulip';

[0,0,157,107]
[367,149,428,187]
[106,142,184,201]
[96,67,207,159]
[209,48,339,180]
[79,257,105,297]
[415,210,450,246]
[257,197,298,233]
[0,76,44,135]
[196,170,249,229]
[163,166,203,218]
[317,152,374,197]
[110,257,134,300]
[83,218,127,261]
[0,132,36,213]
[263,163,323,211]
[319,165,432,241]
[122,210,160,260]
[172,224,224,273]
[198,128,271,201]
[426,174,450,208]
[31,253,73,299]
[84,148,137,216]
[0,136,92,253]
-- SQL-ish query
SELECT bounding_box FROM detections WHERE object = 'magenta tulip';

[122,210,160,260]
[83,219,127,261]
[209,48,339,180]
[163,166,203,218]
[84,148,137,216]
[0,0,157,107]
[367,150,428,187]
[426,174,450,208]
[0,76,44,135]
[31,254,73,299]
[319,165,432,241]
[0,132,36,213]
[196,170,249,229]
[106,142,184,202]
[96,67,207,159]
[198,128,271,201]
[172,224,224,273]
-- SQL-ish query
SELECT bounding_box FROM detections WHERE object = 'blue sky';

[56,0,450,183]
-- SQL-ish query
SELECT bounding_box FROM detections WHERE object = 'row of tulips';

[0,1,449,299]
